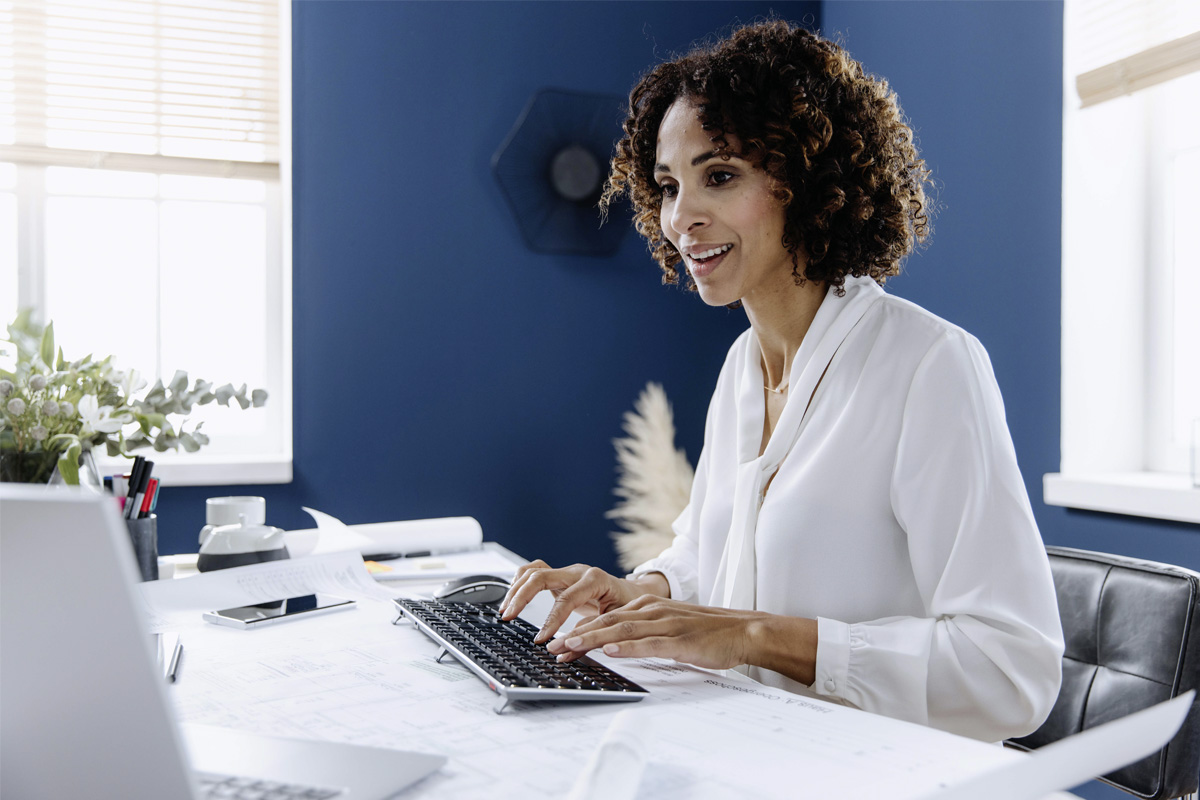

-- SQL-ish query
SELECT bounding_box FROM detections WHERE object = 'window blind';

[0,0,279,178]
[1071,0,1200,108]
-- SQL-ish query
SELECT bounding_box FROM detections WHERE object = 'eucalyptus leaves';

[0,310,267,484]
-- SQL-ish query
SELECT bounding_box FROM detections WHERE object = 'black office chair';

[1007,546,1200,799]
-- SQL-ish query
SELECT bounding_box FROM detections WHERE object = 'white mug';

[206,495,266,526]
[200,496,267,546]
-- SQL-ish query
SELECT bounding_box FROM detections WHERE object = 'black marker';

[363,551,431,561]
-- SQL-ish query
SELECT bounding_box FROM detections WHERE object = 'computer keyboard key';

[195,773,346,800]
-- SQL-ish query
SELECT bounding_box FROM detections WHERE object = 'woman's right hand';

[499,560,648,644]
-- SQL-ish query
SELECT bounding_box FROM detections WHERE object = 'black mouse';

[434,574,511,605]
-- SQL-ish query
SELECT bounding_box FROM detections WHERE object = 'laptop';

[0,485,446,799]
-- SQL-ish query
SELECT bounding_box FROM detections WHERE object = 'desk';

[145,550,1084,799]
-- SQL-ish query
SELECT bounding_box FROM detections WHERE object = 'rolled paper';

[297,507,483,557]
[566,709,650,800]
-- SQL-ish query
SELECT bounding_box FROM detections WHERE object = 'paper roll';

[349,517,483,553]
[566,709,650,800]
[297,508,483,557]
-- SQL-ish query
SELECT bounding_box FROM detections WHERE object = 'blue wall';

[156,1,817,573]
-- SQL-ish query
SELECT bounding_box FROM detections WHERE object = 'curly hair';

[602,20,932,295]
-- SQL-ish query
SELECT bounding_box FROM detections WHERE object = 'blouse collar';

[735,276,886,465]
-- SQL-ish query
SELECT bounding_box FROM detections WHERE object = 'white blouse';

[632,275,1064,742]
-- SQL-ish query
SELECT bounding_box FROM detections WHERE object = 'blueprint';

[143,554,1170,799]
[158,590,1023,799]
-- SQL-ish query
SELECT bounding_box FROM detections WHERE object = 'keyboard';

[393,599,649,713]
[196,772,344,799]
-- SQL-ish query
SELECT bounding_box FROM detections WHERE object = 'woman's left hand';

[544,594,765,672]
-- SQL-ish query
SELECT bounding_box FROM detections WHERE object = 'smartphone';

[202,593,356,629]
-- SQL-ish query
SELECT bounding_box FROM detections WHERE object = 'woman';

[500,20,1063,742]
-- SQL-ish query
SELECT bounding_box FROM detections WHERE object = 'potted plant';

[0,310,266,484]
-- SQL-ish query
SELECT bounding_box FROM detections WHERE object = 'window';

[0,0,291,485]
[1047,0,1200,521]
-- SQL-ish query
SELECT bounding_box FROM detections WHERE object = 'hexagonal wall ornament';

[492,88,630,257]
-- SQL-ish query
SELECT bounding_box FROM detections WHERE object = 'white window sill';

[1044,472,1200,524]
[94,455,292,487]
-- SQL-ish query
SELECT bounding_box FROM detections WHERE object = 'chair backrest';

[1008,546,1200,799]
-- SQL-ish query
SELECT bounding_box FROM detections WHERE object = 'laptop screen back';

[1,486,197,798]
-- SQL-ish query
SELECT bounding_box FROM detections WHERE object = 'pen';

[112,474,128,504]
[364,552,424,561]
[123,457,144,519]
[362,548,479,561]
[131,461,154,519]
[139,478,159,518]
[154,632,182,681]
[167,637,183,683]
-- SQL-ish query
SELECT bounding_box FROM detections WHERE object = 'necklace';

[761,354,789,394]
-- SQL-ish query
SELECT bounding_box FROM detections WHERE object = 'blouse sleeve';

[811,331,1064,741]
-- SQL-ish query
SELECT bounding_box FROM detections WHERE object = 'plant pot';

[0,448,102,488]
[0,450,59,483]
[48,449,103,490]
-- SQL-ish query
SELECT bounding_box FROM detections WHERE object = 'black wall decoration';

[492,88,630,257]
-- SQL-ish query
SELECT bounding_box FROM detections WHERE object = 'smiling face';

[655,99,797,308]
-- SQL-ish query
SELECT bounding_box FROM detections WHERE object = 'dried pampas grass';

[608,382,694,572]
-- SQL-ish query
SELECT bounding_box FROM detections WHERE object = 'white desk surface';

[148,548,1086,800]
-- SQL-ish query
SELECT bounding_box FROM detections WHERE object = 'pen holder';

[126,515,159,581]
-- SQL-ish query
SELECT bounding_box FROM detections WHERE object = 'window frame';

[1044,0,1200,523]
[3,0,293,487]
